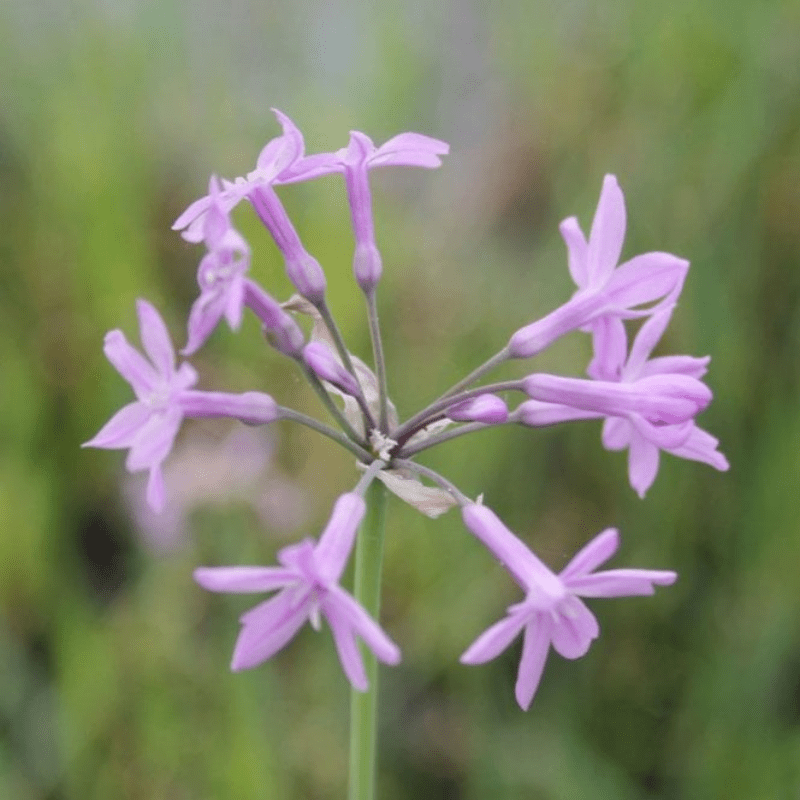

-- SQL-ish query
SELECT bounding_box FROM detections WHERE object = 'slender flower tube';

[335,130,449,293]
[460,504,676,709]
[522,372,712,425]
[445,394,509,424]
[303,341,362,397]
[508,175,689,358]
[194,492,401,689]
[83,300,279,511]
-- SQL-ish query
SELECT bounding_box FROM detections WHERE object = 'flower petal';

[146,463,167,512]
[550,596,598,659]
[460,609,528,665]
[103,330,159,397]
[136,299,175,378]
[587,174,626,286]
[627,428,660,498]
[326,606,369,691]
[560,528,619,580]
[603,252,689,313]
[83,401,151,449]
[625,307,675,376]
[314,494,366,582]
[601,416,631,450]
[669,425,730,471]
[559,216,589,288]
[125,405,183,472]
[515,617,552,710]
[326,586,401,665]
[567,568,677,598]
[231,592,310,671]
[369,132,449,168]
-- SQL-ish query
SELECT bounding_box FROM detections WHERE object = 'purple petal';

[193,566,296,593]
[559,216,589,288]
[567,568,677,598]
[627,429,660,498]
[515,617,552,710]
[183,289,228,356]
[83,401,151,449]
[625,307,675,376]
[103,330,159,397]
[560,528,619,581]
[587,175,626,286]
[278,153,344,183]
[602,416,632,450]
[550,597,599,659]
[223,275,246,330]
[603,252,689,313]
[125,405,183,472]
[460,608,528,665]
[640,354,710,380]
[669,425,730,471]
[315,494,366,582]
[461,505,562,594]
[173,194,212,232]
[326,587,401,665]
[587,316,627,381]
[325,607,369,691]
[136,299,175,378]
[369,132,449,168]
[628,415,695,449]
[231,592,310,671]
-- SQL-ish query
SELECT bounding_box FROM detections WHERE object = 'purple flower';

[508,175,689,358]
[173,110,340,302]
[459,504,676,709]
[335,130,449,292]
[589,309,729,496]
[182,177,251,355]
[514,308,728,496]
[182,176,305,357]
[84,299,279,511]
[194,493,401,689]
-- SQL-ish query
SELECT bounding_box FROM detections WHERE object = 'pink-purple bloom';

[84,300,279,512]
[173,109,340,302]
[508,175,689,358]
[514,307,728,496]
[335,130,449,292]
[194,493,401,689]
[459,504,676,709]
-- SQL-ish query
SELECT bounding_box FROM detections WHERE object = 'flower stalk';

[348,480,388,800]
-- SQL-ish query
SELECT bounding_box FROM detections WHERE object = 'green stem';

[348,481,388,800]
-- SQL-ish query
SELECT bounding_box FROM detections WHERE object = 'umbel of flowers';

[85,111,728,718]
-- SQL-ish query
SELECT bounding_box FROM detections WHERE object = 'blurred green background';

[2,0,799,797]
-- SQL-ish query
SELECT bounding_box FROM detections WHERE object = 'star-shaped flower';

[460,504,676,709]
[83,299,199,511]
[195,493,401,689]
[84,300,280,511]
[508,175,689,358]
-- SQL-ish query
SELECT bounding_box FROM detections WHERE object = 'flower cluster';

[85,111,727,708]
